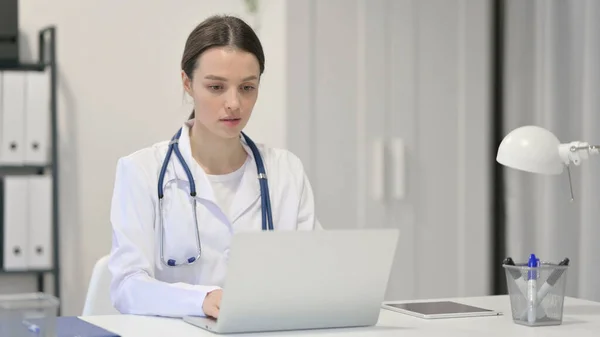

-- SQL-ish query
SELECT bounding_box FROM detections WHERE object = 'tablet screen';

[386,301,494,315]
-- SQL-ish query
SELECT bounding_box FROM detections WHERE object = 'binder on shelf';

[0,71,26,165]
[1,176,29,270]
[24,70,51,165]
[27,175,52,269]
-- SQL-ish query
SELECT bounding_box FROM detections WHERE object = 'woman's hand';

[203,289,223,318]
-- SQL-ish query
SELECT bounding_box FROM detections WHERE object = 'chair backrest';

[82,254,120,315]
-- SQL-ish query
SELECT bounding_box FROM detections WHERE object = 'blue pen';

[22,319,41,334]
[527,254,539,324]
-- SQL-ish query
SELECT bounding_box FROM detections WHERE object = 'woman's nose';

[225,90,240,111]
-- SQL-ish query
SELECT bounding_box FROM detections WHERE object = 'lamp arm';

[558,142,600,166]
[572,144,600,153]
[558,142,599,202]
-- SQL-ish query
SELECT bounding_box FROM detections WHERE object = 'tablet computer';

[381,301,502,319]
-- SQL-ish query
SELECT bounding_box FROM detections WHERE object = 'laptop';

[183,228,399,334]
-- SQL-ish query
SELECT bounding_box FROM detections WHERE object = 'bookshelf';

[0,26,61,314]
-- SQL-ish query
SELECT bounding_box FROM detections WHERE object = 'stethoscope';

[157,127,274,267]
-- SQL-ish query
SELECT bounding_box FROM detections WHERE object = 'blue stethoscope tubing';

[157,127,273,267]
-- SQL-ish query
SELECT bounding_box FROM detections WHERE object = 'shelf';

[0,25,61,314]
[0,62,47,72]
[0,269,54,274]
[0,165,50,176]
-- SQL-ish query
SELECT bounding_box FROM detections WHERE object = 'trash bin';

[0,292,60,337]
[503,260,569,327]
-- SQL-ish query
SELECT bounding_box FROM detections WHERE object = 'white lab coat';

[108,121,321,318]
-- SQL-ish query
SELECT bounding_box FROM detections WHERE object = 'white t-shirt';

[205,159,247,220]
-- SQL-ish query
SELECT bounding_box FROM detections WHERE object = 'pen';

[536,257,570,305]
[22,319,40,334]
[503,257,522,279]
[527,253,539,324]
[503,257,528,298]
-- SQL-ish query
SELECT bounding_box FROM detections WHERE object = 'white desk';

[80,295,600,336]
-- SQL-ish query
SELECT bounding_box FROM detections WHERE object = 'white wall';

[3,0,287,315]
[504,0,600,302]
[287,0,492,301]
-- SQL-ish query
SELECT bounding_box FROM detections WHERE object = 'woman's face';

[182,46,260,139]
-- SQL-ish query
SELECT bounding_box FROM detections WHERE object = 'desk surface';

[80,295,600,336]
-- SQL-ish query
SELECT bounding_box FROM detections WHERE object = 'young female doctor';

[108,15,321,319]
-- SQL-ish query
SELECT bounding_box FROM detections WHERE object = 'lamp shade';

[496,125,564,175]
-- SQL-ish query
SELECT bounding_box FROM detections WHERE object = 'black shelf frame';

[491,0,507,295]
[0,26,60,314]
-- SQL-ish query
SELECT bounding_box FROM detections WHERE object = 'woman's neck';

[189,123,247,175]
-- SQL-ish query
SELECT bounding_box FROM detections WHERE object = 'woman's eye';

[242,85,255,92]
[208,85,223,91]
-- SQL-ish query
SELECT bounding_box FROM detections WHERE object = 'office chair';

[82,254,120,315]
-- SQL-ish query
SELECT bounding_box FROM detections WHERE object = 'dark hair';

[182,15,265,119]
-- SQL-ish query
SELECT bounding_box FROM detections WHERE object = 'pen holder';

[0,292,60,337]
[503,262,569,327]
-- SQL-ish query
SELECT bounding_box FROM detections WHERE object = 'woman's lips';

[220,117,241,127]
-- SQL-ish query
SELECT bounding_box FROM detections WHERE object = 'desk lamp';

[496,125,600,201]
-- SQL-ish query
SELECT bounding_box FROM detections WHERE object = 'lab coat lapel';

[229,139,261,225]
[164,122,215,202]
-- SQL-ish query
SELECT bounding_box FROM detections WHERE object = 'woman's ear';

[181,70,193,96]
